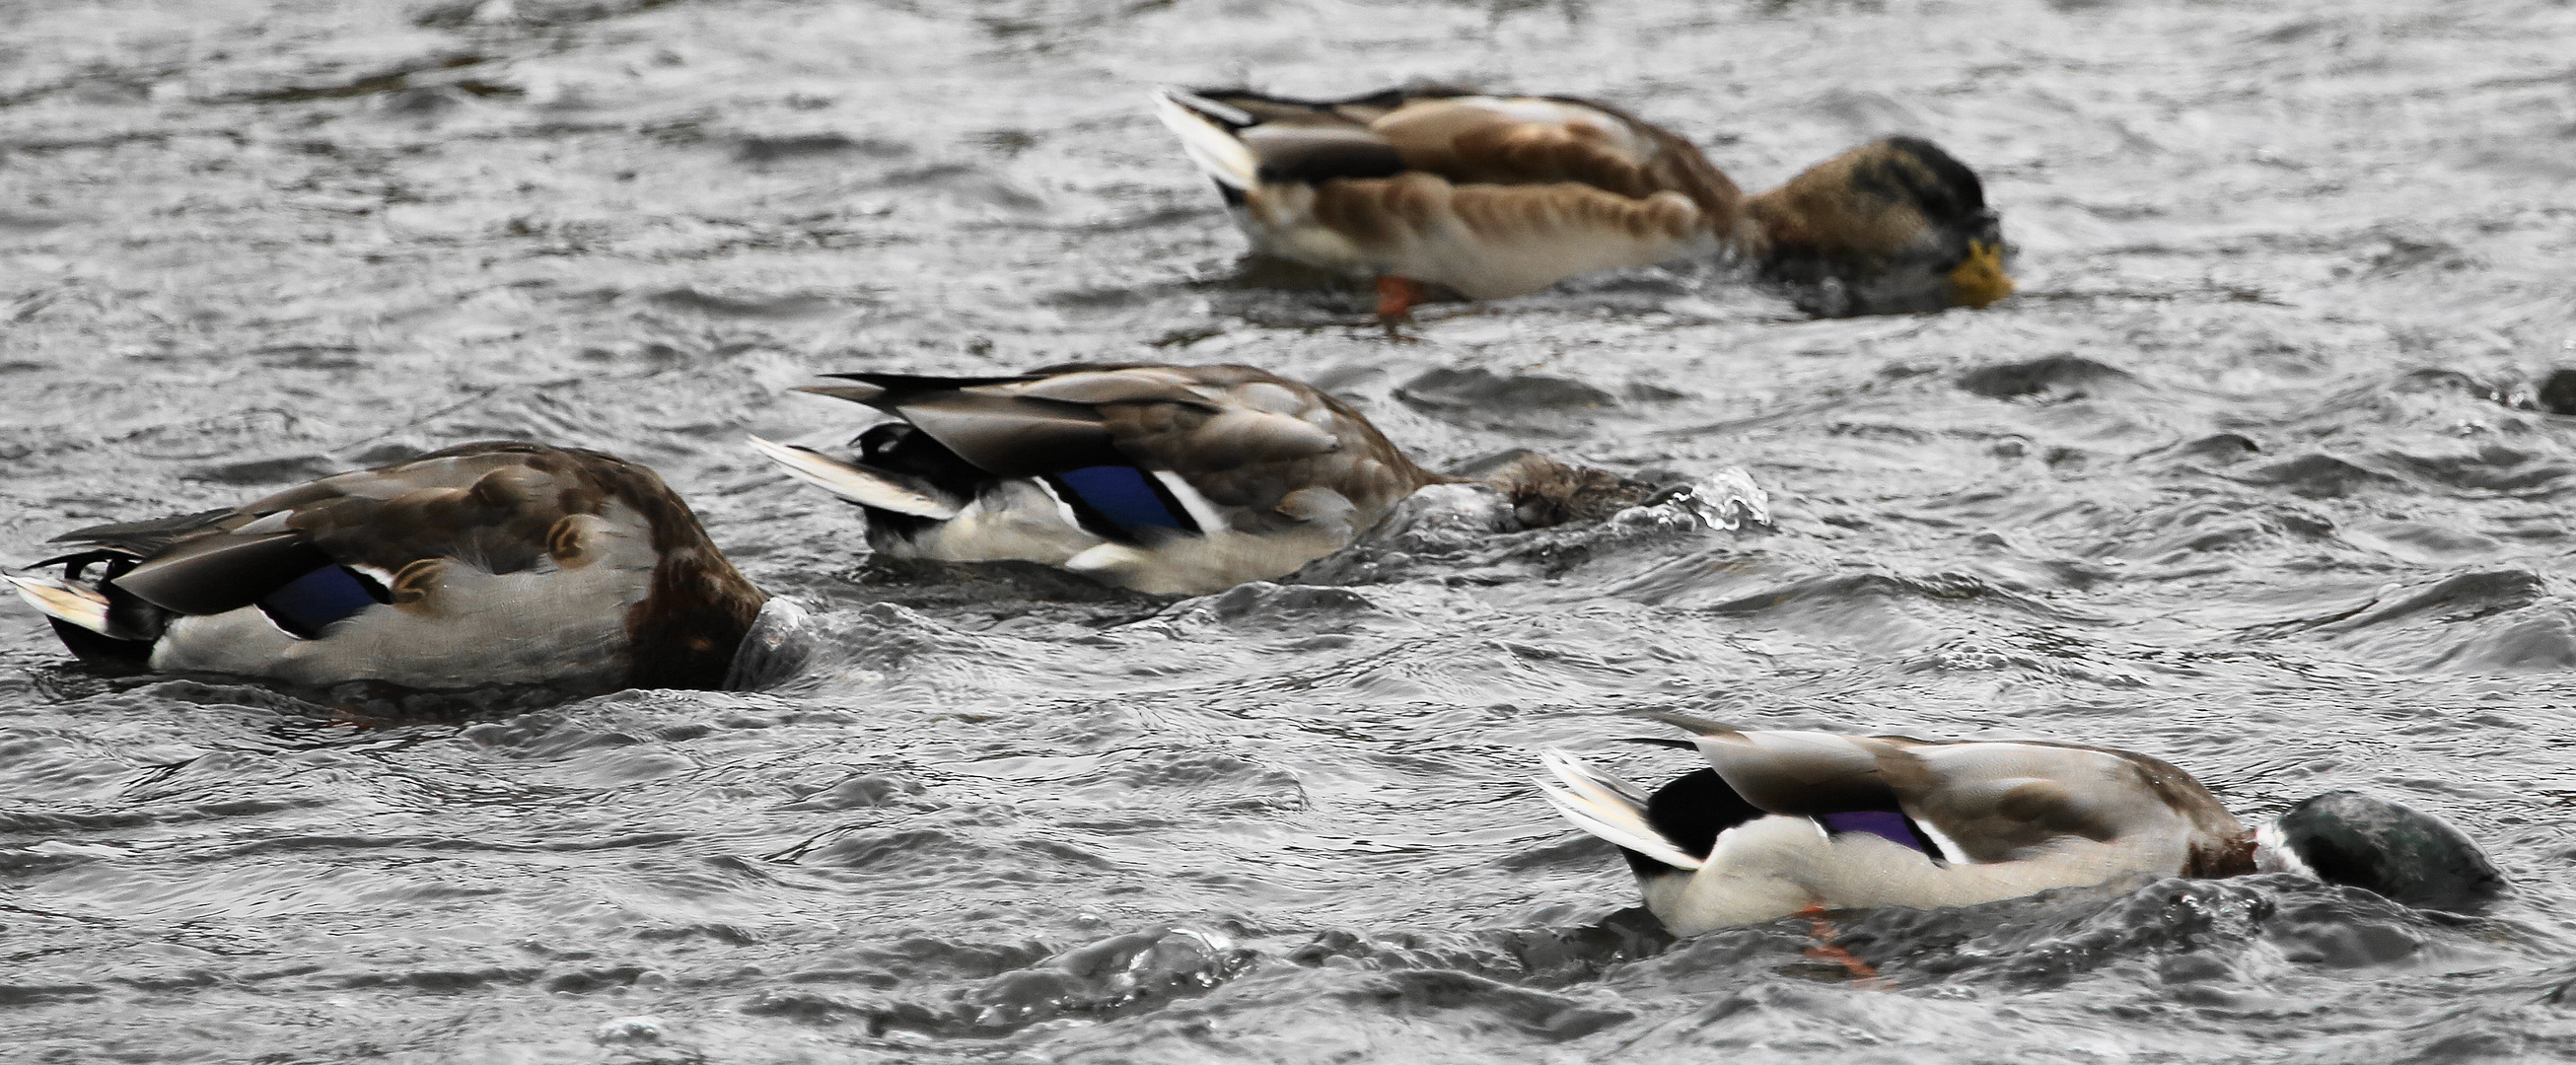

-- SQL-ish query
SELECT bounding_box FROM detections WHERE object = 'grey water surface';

[6,0,2576,1061]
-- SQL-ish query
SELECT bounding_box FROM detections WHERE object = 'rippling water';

[7,0,2576,1061]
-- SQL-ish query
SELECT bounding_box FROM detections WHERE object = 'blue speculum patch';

[1052,465,1195,533]
[256,565,386,639]
[1820,811,1940,858]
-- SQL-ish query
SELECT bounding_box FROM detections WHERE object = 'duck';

[5,441,780,693]
[1538,714,2506,937]
[1153,85,2014,319]
[748,362,1650,596]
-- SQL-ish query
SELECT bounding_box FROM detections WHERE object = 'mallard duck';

[1154,86,2014,319]
[5,442,775,692]
[749,362,1648,596]
[1538,715,2505,936]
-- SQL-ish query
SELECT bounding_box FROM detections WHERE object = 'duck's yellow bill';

[1949,240,2015,309]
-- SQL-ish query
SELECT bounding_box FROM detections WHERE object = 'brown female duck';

[1155,86,2014,319]
[6,442,773,692]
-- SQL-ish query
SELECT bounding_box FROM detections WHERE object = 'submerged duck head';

[1746,135,2015,317]
[2258,790,2507,914]
[1540,716,2501,937]
[6,442,782,695]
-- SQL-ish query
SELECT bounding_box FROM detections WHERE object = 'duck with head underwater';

[749,361,1657,597]
[1538,714,2506,938]
[1154,85,2015,320]
[6,441,805,695]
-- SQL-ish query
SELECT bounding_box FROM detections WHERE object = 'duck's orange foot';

[1798,904,1885,982]
[1375,275,1430,320]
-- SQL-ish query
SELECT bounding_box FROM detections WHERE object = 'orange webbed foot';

[1798,903,1887,984]
[1375,275,1430,320]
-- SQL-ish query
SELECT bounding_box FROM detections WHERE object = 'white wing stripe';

[1149,470,1226,533]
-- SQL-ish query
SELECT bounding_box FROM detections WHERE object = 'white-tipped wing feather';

[1153,89,1258,191]
[747,436,962,520]
[1538,749,1706,871]
[6,573,110,634]
[1543,746,1655,806]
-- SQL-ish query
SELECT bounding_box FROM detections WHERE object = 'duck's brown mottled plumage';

[1452,448,1659,529]
[569,449,768,690]
[17,441,765,692]
[1856,737,2254,876]
[831,362,1444,532]
[1158,86,2013,316]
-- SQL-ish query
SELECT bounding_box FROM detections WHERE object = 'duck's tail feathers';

[1635,709,1744,737]
[1537,748,1706,871]
[1158,87,1256,128]
[1153,87,1259,191]
[5,572,112,634]
[793,384,886,406]
[747,436,963,520]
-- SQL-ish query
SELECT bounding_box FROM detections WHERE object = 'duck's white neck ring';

[2252,819,2315,878]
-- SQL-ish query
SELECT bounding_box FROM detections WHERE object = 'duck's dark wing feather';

[1182,86,1477,130]
[808,367,1342,482]
[829,367,1217,409]
[1160,89,1412,190]
[43,443,647,618]
[820,370,1040,394]
[861,389,1132,477]
[103,532,342,617]
[49,508,239,556]
[1239,127,1407,186]
[1671,724,1911,816]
